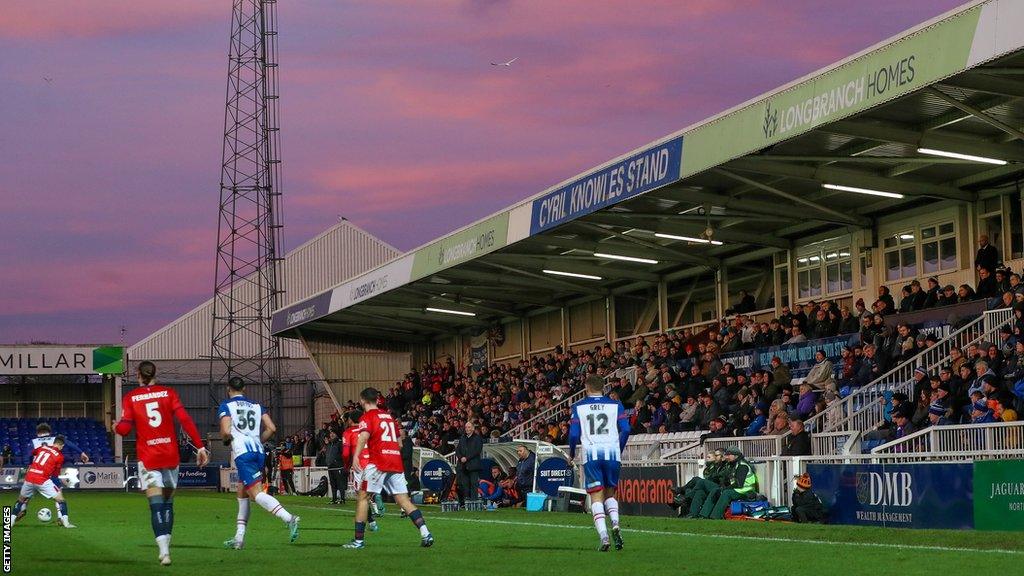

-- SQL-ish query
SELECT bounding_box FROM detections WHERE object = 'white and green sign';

[0,346,124,375]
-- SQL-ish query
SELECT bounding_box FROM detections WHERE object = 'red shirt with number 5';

[115,384,203,469]
[357,408,403,473]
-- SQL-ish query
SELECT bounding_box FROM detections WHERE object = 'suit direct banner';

[535,457,573,497]
[973,459,1024,531]
[617,465,676,517]
[808,462,973,529]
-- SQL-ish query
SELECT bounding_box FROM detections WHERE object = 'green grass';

[9,491,1024,575]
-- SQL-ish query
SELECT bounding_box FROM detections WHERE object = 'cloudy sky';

[0,0,966,344]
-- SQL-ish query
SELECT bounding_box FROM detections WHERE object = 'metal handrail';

[871,420,1024,454]
[806,310,1002,435]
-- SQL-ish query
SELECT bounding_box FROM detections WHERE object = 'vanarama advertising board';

[617,465,676,517]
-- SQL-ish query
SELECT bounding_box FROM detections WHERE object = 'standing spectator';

[324,430,345,504]
[277,446,296,495]
[400,426,415,485]
[0,444,11,466]
[923,277,941,308]
[513,444,536,503]
[977,267,1000,300]
[875,286,896,315]
[456,421,483,507]
[733,290,756,314]
[976,234,1000,274]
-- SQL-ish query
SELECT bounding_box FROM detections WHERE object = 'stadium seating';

[1,417,115,464]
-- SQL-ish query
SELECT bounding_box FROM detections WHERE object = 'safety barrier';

[871,420,1024,456]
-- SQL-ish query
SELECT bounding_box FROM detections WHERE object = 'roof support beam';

[478,261,609,297]
[822,119,1024,163]
[944,73,1024,99]
[572,221,721,267]
[726,158,975,202]
[585,213,792,250]
[412,283,557,307]
[655,187,857,226]
[926,86,1024,142]
[513,234,697,264]
[713,168,870,226]
[485,253,662,283]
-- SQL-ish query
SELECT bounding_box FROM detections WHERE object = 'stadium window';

[824,249,853,294]
[883,232,916,281]
[859,249,870,289]
[920,222,957,273]
[1010,191,1023,260]
[796,252,823,299]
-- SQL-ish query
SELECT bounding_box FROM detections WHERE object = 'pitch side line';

[293,505,1023,556]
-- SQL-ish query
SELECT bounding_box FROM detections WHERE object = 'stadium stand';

[2,417,115,464]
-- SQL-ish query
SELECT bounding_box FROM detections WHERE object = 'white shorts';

[20,479,59,500]
[138,462,179,490]
[360,464,407,495]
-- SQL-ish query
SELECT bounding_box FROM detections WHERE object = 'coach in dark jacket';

[325,431,345,504]
[456,421,484,506]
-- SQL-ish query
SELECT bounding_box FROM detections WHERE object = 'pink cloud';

[1,1,220,40]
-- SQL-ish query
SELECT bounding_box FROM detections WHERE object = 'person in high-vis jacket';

[700,447,758,519]
[671,449,723,517]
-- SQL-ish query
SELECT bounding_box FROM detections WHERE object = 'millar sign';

[0,346,123,376]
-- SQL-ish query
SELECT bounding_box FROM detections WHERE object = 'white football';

[37,508,52,523]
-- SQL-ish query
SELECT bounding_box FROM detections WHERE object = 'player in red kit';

[12,436,75,528]
[115,361,209,566]
[343,388,432,549]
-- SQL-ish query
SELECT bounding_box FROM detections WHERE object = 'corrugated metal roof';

[128,220,400,360]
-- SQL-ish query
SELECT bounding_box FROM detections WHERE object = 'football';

[37,508,52,523]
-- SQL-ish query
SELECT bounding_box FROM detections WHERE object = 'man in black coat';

[791,473,826,523]
[324,430,345,504]
[400,426,415,484]
[781,419,812,456]
[976,234,999,274]
[456,421,484,507]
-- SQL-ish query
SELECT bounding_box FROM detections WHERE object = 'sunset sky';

[0,0,967,344]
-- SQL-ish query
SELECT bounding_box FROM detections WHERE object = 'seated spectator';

[875,285,896,315]
[781,419,812,456]
[971,399,996,424]
[791,473,827,523]
[958,283,977,302]
[977,267,999,300]
[927,401,953,426]
[923,277,940,308]
[785,325,808,344]
[937,284,958,306]
[804,350,837,394]
[838,306,859,334]
[745,402,768,436]
[795,384,816,420]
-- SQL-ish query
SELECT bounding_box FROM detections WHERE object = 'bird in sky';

[490,57,518,67]
[43,77,53,84]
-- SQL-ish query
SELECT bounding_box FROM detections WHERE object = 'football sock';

[162,498,174,534]
[408,509,430,537]
[12,500,25,518]
[235,497,250,541]
[56,501,68,522]
[354,521,366,542]
[255,492,294,523]
[148,495,170,537]
[591,502,608,540]
[156,534,171,558]
[605,498,620,528]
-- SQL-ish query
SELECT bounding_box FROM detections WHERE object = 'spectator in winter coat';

[923,277,941,309]
[795,384,817,420]
[928,402,953,426]
[876,286,896,315]
[782,419,812,456]
[745,402,768,436]
[771,357,792,389]
[785,325,808,344]
[937,284,958,306]
[971,399,997,424]
[791,474,827,523]
[804,350,837,394]
[908,280,928,311]
[976,234,1000,273]
[838,306,859,335]
[977,267,1000,300]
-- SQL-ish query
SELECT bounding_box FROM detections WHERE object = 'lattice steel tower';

[209,0,285,423]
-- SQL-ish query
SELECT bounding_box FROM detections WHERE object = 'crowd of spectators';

[301,236,1017,458]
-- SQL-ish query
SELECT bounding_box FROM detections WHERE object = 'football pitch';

[8,491,1023,575]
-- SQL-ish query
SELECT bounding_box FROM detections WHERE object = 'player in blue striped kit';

[568,375,631,551]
